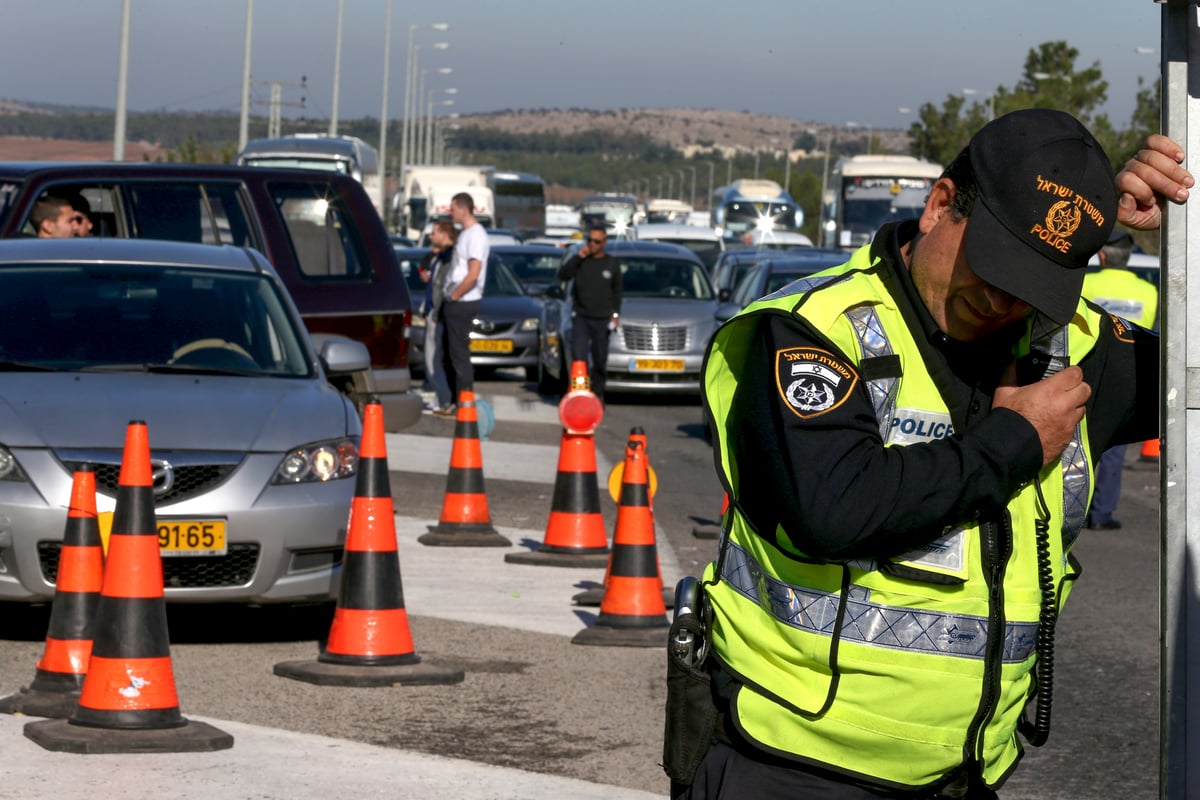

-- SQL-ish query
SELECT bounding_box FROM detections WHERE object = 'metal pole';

[378,0,392,197]
[329,0,343,135]
[688,165,696,209]
[676,169,686,202]
[238,0,253,151]
[726,157,732,185]
[400,26,416,183]
[113,0,131,161]
[416,70,426,165]
[783,147,791,195]
[425,94,434,165]
[819,129,833,247]
[706,162,714,210]
[1162,4,1192,797]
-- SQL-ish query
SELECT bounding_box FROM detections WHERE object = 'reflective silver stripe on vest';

[845,305,898,440]
[763,274,836,301]
[721,541,1039,662]
[1028,313,1090,545]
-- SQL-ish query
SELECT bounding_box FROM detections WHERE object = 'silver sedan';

[0,238,366,604]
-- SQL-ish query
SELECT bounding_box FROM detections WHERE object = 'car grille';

[621,323,689,352]
[60,461,237,506]
[38,541,260,588]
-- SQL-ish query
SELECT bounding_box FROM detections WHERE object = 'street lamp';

[400,23,449,180]
[378,2,394,194]
[682,165,697,209]
[425,89,455,164]
[329,0,344,135]
[704,161,715,211]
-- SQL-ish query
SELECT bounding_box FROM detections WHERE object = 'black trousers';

[440,299,480,402]
[570,314,612,400]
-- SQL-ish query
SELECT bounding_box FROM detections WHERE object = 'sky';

[0,1,1163,133]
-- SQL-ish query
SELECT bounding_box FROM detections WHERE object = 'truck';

[819,154,943,250]
[389,165,493,240]
[235,133,384,221]
[710,179,802,243]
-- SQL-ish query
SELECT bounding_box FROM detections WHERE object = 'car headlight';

[518,317,539,332]
[0,446,27,482]
[273,438,359,484]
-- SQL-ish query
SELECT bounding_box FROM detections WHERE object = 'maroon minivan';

[0,162,421,431]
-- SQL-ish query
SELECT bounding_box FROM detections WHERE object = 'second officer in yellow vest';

[678,110,1162,798]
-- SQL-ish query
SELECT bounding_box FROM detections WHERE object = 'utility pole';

[238,0,253,152]
[252,77,306,139]
[329,0,344,136]
[112,0,131,161]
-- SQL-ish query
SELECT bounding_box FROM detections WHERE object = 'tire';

[537,357,566,396]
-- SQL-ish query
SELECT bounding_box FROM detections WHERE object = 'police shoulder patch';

[775,347,859,418]
[1108,313,1136,343]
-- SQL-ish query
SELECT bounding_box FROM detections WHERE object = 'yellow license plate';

[97,512,227,556]
[470,339,513,353]
[632,358,684,372]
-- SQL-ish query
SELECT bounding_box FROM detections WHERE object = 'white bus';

[236,134,384,220]
[820,155,943,250]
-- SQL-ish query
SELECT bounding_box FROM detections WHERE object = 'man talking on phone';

[557,224,622,401]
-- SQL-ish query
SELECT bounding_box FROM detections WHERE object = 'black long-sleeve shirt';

[723,221,1158,562]
[558,252,622,319]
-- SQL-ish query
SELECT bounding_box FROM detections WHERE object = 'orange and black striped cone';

[0,467,104,718]
[572,435,670,647]
[690,492,729,540]
[506,427,609,568]
[276,400,464,686]
[25,421,232,753]
[1140,437,1161,462]
[419,391,511,547]
[574,429,672,606]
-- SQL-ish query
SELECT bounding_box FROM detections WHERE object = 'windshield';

[839,177,933,247]
[0,263,312,376]
[580,202,637,228]
[721,201,795,238]
[483,260,527,297]
[495,250,561,286]
[618,257,714,300]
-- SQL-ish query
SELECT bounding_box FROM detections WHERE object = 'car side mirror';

[315,335,371,374]
[717,287,732,303]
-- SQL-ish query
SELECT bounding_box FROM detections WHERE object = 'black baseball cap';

[963,109,1117,325]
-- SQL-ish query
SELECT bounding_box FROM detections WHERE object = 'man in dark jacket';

[557,224,622,399]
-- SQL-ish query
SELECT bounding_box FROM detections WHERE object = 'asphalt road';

[0,370,1161,798]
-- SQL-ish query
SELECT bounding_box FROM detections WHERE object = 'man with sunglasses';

[558,224,622,400]
[30,193,85,238]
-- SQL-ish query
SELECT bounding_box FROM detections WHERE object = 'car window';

[495,251,561,285]
[484,259,526,297]
[269,180,372,280]
[732,263,765,307]
[394,249,429,295]
[126,182,253,247]
[0,182,21,232]
[0,263,311,376]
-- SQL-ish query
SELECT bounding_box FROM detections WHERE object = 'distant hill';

[0,98,905,156]
[453,107,906,155]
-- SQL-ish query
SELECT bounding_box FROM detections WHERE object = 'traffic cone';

[275,400,464,686]
[506,411,609,569]
[691,492,728,540]
[419,390,511,547]
[25,421,232,753]
[1139,438,1160,462]
[574,429,672,606]
[0,467,104,718]
[573,435,670,647]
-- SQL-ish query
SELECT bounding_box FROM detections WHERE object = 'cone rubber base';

[505,549,610,568]
[573,586,675,608]
[0,687,79,719]
[273,658,465,687]
[572,623,670,647]
[419,525,512,547]
[691,523,720,539]
[24,717,233,753]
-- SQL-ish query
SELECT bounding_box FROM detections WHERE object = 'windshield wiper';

[0,360,59,372]
[79,363,261,377]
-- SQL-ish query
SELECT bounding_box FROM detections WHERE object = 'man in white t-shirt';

[434,191,490,417]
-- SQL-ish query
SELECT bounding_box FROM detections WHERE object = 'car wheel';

[524,364,539,383]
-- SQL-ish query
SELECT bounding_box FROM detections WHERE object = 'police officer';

[558,224,622,401]
[1081,230,1159,529]
[671,111,1188,799]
